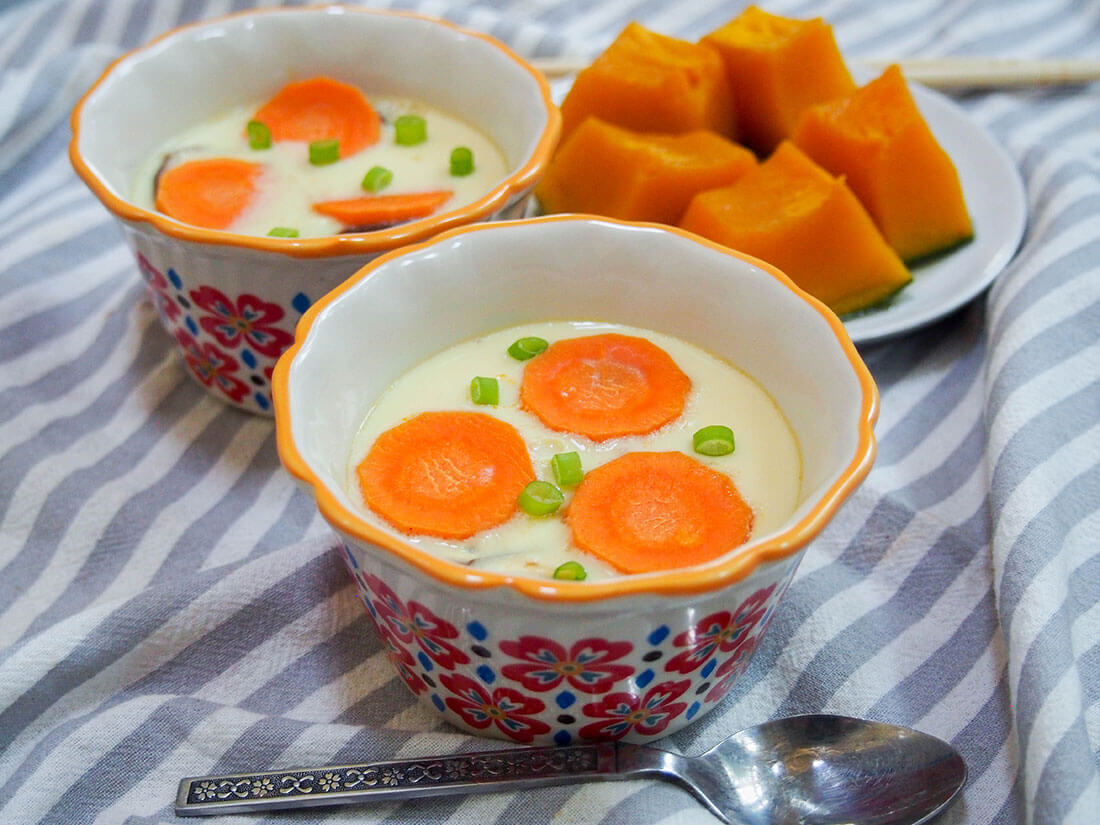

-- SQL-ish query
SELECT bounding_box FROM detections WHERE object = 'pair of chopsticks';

[532,57,1100,91]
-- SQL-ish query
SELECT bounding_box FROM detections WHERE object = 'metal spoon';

[175,714,966,823]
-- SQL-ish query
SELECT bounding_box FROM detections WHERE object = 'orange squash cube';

[559,22,736,140]
[793,65,973,262]
[680,142,911,315]
[702,6,854,154]
[536,118,756,224]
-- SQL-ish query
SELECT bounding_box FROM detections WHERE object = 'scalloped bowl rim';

[274,215,879,603]
[69,4,560,259]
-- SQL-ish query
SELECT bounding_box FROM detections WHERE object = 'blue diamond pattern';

[467,621,488,641]
[701,658,717,678]
[635,669,654,688]
[554,730,572,746]
[241,349,256,368]
[253,392,270,410]
[417,652,433,671]
[555,691,576,709]
[431,694,445,712]
[185,316,198,335]
[686,701,701,720]
[476,664,495,684]
[292,292,312,314]
[343,545,359,568]
[647,626,670,646]
[167,268,183,289]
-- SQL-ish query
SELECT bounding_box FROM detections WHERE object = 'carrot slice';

[251,76,381,156]
[568,451,753,574]
[312,190,454,228]
[154,158,262,230]
[357,411,535,539]
[519,333,691,441]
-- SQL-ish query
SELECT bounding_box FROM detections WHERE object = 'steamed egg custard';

[347,322,802,582]
[134,77,507,238]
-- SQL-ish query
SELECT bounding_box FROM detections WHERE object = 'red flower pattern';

[137,254,180,323]
[440,672,550,743]
[665,584,776,674]
[704,642,756,703]
[364,574,469,669]
[579,680,691,740]
[190,285,293,357]
[348,564,790,742]
[499,636,634,694]
[174,329,250,403]
[371,617,427,696]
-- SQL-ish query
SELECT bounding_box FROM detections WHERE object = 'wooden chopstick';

[531,56,1100,91]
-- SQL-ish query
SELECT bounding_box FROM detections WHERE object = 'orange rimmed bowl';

[274,215,878,744]
[70,5,559,415]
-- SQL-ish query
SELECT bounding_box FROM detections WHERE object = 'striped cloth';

[1,0,1097,822]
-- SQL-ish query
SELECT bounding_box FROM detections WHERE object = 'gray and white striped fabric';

[1,0,1097,822]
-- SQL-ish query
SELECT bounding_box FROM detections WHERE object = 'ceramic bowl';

[70,5,558,415]
[274,216,878,745]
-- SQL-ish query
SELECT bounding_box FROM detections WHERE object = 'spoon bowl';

[176,714,966,823]
[646,714,967,824]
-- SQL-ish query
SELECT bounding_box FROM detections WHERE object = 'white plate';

[843,83,1027,344]
[545,75,1028,346]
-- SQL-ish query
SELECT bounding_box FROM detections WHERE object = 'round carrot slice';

[312,190,453,228]
[520,333,691,441]
[251,77,381,157]
[568,451,753,574]
[358,411,535,539]
[154,158,262,230]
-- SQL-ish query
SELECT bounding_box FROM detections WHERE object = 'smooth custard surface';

[347,321,803,581]
[134,95,508,237]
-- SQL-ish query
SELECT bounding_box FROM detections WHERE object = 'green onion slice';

[551,451,584,487]
[507,336,549,361]
[266,226,299,238]
[692,424,736,456]
[247,120,272,150]
[470,376,499,405]
[309,139,340,165]
[394,115,427,146]
[361,165,393,193]
[519,480,564,516]
[553,561,587,581]
[450,146,474,176]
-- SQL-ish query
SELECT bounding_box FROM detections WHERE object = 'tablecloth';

[1,0,1098,823]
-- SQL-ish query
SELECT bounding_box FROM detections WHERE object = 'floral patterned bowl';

[273,216,878,745]
[69,5,558,415]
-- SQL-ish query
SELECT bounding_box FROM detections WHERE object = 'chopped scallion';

[470,376,499,405]
[394,115,427,146]
[247,120,272,150]
[518,480,564,516]
[507,336,549,361]
[361,165,393,193]
[553,561,587,581]
[551,451,583,487]
[267,226,299,238]
[309,138,340,165]
[450,146,474,176]
[692,425,736,456]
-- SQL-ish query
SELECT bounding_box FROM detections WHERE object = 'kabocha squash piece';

[535,118,756,224]
[793,65,973,262]
[680,142,911,315]
[702,6,854,154]
[559,23,736,141]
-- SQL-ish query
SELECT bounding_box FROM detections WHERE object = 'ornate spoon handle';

[175,742,624,816]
